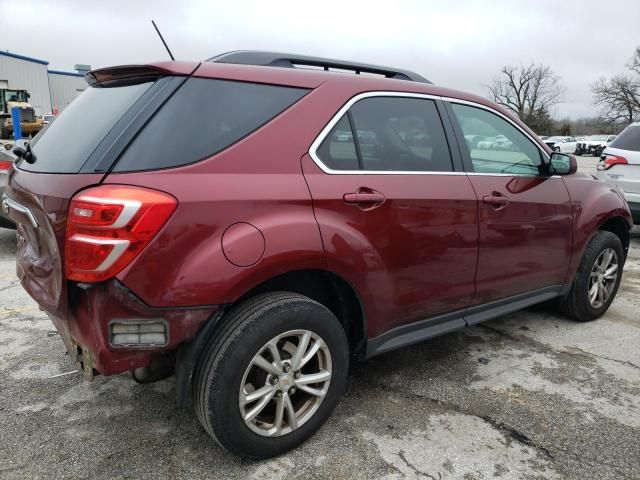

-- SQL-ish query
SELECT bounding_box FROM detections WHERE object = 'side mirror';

[549,152,577,176]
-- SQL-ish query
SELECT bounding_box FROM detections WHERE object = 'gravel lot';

[1,156,639,479]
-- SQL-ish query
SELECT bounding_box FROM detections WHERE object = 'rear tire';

[194,292,349,458]
[558,231,623,321]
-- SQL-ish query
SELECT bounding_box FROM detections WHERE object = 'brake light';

[0,160,13,171]
[65,185,177,283]
[598,155,628,171]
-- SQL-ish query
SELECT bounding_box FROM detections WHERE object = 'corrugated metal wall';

[48,73,87,112]
[0,55,52,116]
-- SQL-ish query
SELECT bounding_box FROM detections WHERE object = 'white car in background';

[544,136,577,153]
[477,134,513,150]
[597,122,640,224]
[576,134,617,156]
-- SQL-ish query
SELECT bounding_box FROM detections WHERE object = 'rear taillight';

[65,185,177,283]
[597,155,628,171]
[0,160,13,171]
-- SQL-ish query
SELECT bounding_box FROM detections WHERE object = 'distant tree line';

[592,47,640,126]
[487,47,640,135]
[487,63,563,134]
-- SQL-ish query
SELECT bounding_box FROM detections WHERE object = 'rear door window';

[610,126,640,152]
[113,78,308,172]
[22,81,154,173]
[349,97,453,172]
[316,96,453,172]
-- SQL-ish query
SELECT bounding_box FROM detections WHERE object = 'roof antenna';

[151,20,175,61]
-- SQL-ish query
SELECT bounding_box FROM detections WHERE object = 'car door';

[563,137,577,153]
[301,94,479,338]
[445,101,573,314]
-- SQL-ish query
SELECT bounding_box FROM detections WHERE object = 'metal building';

[0,51,52,116]
[0,50,88,116]
[48,70,86,112]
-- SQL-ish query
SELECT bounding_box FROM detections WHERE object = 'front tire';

[194,292,349,458]
[559,231,624,321]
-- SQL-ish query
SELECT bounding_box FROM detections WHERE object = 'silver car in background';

[597,122,640,224]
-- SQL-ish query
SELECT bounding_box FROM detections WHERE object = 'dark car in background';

[2,51,632,458]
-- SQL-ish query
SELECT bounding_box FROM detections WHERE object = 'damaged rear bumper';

[46,280,219,377]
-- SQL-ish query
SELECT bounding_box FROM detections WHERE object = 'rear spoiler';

[85,62,200,86]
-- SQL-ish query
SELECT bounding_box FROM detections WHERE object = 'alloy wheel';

[239,330,332,437]
[588,247,618,309]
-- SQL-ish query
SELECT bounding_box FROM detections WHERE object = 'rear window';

[112,78,308,172]
[610,125,640,152]
[22,81,154,173]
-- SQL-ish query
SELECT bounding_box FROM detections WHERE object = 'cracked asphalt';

[1,157,639,479]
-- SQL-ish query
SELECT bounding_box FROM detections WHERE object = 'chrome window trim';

[307,91,550,176]
[308,91,455,176]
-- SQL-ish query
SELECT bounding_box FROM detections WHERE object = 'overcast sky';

[3,0,639,119]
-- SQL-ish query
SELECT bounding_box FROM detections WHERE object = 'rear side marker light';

[0,160,13,171]
[109,320,168,347]
[598,155,628,171]
[65,185,177,283]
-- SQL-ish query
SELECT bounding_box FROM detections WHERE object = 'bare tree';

[488,63,565,133]
[591,48,640,124]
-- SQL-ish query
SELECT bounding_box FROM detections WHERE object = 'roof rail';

[207,51,431,84]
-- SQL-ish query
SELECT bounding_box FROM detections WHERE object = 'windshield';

[22,81,154,173]
[3,90,28,103]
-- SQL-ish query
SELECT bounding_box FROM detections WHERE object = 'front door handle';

[343,189,386,210]
[482,194,509,209]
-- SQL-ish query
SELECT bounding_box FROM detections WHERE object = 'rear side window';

[23,81,154,173]
[316,96,453,172]
[113,78,308,172]
[610,125,640,152]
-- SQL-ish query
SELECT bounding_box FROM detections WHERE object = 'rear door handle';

[482,194,509,209]
[343,189,386,210]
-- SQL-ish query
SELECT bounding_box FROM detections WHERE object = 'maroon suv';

[3,52,632,458]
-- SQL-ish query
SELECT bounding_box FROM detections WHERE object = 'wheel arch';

[235,269,367,358]
[175,268,368,407]
[598,215,631,260]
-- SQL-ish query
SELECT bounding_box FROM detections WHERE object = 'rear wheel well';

[236,270,366,358]
[599,216,630,259]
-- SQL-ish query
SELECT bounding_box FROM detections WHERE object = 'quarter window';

[316,114,359,170]
[316,96,453,172]
[113,78,308,172]
[450,103,543,175]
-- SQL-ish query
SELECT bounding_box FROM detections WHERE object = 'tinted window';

[23,81,154,173]
[610,126,640,151]
[316,114,359,170]
[349,97,453,172]
[114,78,308,172]
[451,103,542,175]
